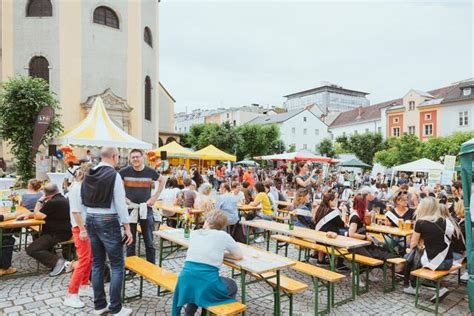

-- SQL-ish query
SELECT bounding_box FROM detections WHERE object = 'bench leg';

[240,270,247,316]
[414,277,420,309]
[313,277,319,316]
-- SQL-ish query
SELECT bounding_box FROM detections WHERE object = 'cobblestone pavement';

[0,236,469,316]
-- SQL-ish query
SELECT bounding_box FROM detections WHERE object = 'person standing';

[119,149,165,264]
[64,164,93,308]
[81,147,133,316]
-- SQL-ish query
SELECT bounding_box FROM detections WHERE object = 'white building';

[247,107,330,152]
[329,100,396,140]
[174,109,222,134]
[438,80,473,137]
[1,0,161,154]
[284,82,370,114]
[174,104,278,134]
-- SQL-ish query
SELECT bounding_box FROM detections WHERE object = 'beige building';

[1,0,163,159]
[158,82,179,146]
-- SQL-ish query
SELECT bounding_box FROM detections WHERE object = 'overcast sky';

[159,0,473,113]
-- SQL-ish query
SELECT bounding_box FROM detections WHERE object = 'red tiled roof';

[329,85,456,127]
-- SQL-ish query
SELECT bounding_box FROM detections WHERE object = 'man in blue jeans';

[81,147,133,316]
[119,148,165,263]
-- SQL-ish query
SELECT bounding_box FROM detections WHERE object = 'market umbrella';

[235,160,260,167]
[254,150,333,163]
[338,158,371,168]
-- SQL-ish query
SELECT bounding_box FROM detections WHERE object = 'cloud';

[159,0,473,112]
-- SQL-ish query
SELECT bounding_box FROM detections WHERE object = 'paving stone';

[2,306,24,314]
[1,236,469,315]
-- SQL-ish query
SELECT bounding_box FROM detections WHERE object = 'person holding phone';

[294,161,317,205]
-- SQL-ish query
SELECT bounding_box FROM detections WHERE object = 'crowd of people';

[0,151,469,315]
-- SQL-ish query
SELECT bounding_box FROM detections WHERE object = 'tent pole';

[460,153,474,312]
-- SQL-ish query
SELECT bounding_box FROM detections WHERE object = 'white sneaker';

[461,271,469,281]
[403,286,417,295]
[254,236,265,243]
[430,287,449,303]
[110,306,133,316]
[63,294,85,308]
[65,260,76,273]
[78,285,94,298]
[93,306,109,315]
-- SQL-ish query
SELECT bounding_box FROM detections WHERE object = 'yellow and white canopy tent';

[154,141,197,159]
[194,145,236,162]
[154,141,198,169]
[193,145,236,171]
[52,97,151,149]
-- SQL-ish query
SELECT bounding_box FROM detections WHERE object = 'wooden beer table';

[0,206,44,278]
[240,219,370,305]
[154,201,206,227]
[155,228,295,316]
[237,204,260,219]
[366,224,413,255]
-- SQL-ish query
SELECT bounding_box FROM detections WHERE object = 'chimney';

[357,106,363,118]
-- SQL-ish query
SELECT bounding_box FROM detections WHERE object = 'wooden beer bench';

[226,260,307,316]
[123,256,247,315]
[291,260,345,315]
[411,263,465,314]
[271,234,405,294]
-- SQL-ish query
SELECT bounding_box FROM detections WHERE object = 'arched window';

[93,6,119,29]
[144,27,153,47]
[144,76,152,121]
[26,0,52,17]
[29,56,49,84]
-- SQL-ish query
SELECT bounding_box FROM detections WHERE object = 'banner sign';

[31,106,55,158]
[444,155,456,171]
[427,169,442,186]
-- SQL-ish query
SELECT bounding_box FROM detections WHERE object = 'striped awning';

[52,97,151,149]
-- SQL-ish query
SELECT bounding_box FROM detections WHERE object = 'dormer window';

[463,87,472,96]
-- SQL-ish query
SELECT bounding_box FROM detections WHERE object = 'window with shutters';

[93,6,119,29]
[144,76,152,121]
[26,0,52,17]
[29,56,50,84]
[144,27,153,47]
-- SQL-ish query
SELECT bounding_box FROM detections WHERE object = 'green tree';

[374,133,422,167]
[180,123,283,160]
[421,131,474,161]
[0,76,63,180]
[335,132,386,165]
[316,138,336,158]
[236,124,282,160]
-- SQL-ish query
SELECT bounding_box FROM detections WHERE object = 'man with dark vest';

[81,147,132,316]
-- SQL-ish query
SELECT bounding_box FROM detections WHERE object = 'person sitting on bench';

[18,183,72,277]
[172,210,243,316]
[0,211,19,276]
[403,197,454,301]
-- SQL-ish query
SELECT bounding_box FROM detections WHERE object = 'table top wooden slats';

[366,224,413,237]
[154,201,206,215]
[155,229,295,274]
[241,219,370,249]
